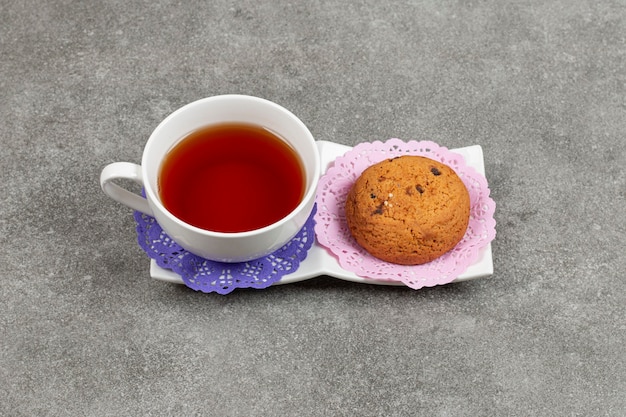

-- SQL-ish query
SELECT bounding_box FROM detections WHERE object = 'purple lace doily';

[134,205,316,294]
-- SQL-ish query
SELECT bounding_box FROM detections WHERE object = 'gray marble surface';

[2,1,625,416]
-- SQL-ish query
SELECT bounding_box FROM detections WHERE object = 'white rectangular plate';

[150,140,493,287]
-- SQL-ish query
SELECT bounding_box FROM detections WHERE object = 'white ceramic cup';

[100,95,320,262]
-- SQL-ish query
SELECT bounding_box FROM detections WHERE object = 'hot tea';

[158,122,305,233]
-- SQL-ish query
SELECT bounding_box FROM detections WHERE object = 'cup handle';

[100,162,154,216]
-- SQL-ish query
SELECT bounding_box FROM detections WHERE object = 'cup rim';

[141,94,321,239]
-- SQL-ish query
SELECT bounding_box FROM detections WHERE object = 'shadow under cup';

[142,95,320,262]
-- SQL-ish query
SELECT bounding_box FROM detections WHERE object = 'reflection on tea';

[158,122,305,233]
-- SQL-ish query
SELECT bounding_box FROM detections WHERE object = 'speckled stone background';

[1,1,625,416]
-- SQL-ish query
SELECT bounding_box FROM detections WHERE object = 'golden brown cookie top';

[345,155,470,265]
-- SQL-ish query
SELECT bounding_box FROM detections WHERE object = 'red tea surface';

[159,123,305,233]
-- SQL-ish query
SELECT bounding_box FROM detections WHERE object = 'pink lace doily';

[314,139,496,290]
